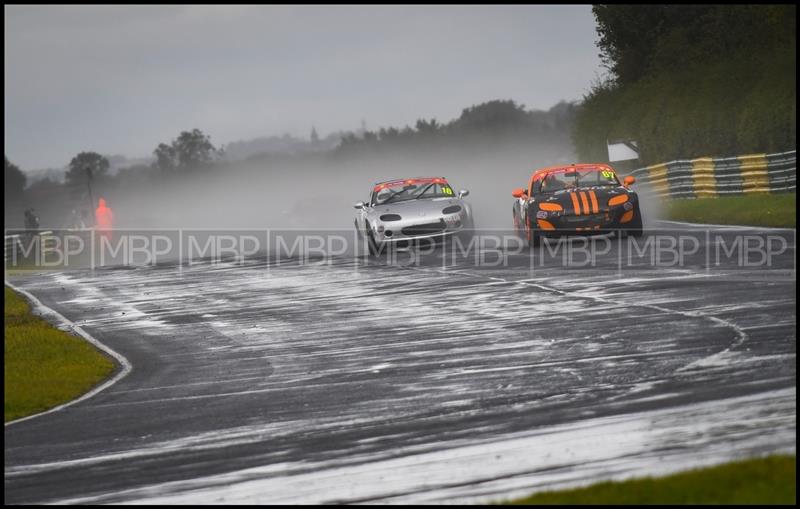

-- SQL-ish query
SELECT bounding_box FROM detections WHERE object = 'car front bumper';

[373,215,469,243]
[534,205,635,234]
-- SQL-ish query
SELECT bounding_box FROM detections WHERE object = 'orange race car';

[511,163,643,246]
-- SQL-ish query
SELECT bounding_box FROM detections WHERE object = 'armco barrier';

[629,149,796,199]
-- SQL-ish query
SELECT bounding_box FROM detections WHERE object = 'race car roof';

[373,177,449,191]
[531,163,615,179]
[526,163,618,194]
[529,163,616,183]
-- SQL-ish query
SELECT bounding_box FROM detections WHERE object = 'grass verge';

[502,455,796,505]
[662,193,796,228]
[4,285,116,422]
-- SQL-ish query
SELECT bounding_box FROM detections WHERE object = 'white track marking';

[4,281,132,427]
[655,219,795,232]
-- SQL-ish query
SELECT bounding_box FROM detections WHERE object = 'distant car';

[354,177,474,254]
[512,163,643,246]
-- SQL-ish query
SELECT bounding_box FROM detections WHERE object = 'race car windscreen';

[539,168,619,193]
[372,181,455,205]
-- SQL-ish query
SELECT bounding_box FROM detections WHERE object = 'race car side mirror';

[623,176,636,187]
[354,201,365,209]
[512,188,526,198]
[458,189,470,198]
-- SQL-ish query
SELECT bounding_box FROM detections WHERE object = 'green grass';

[4,286,116,422]
[663,193,796,228]
[502,455,796,505]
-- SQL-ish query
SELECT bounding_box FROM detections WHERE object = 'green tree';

[592,5,719,84]
[576,5,796,164]
[5,156,26,200]
[593,5,795,84]
[448,100,533,136]
[65,152,110,188]
[414,118,440,135]
[153,142,177,172]
[174,129,217,168]
[333,99,577,157]
[153,129,220,172]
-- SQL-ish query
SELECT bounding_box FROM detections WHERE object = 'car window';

[371,180,454,205]
[536,167,620,194]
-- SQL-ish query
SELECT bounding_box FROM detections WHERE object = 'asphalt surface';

[4,221,796,504]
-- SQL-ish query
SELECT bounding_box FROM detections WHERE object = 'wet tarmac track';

[4,222,796,504]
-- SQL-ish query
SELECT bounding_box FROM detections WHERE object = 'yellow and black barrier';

[629,149,796,199]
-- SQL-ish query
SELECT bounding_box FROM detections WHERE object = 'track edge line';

[4,280,133,427]
[655,219,796,231]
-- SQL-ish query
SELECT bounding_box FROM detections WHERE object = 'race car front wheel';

[525,216,541,247]
[513,212,524,238]
[367,228,381,255]
[621,204,644,238]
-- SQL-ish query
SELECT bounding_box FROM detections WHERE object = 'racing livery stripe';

[589,191,599,213]
[570,191,582,215]
[579,192,590,216]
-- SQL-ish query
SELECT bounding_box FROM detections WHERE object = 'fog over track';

[4,222,795,504]
[89,144,581,232]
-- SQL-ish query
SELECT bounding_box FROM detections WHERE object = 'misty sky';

[5,5,604,170]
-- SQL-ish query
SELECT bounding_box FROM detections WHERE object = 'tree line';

[4,129,224,229]
[4,99,578,228]
[334,100,577,157]
[574,4,796,165]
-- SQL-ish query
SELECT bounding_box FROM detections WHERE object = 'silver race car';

[354,177,474,253]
